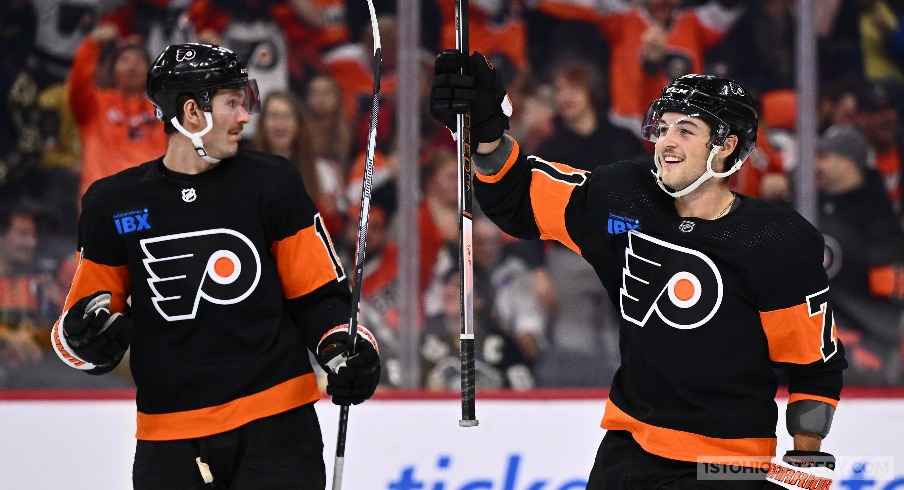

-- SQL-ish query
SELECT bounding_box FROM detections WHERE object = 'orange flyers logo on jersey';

[620,231,723,329]
[141,229,261,322]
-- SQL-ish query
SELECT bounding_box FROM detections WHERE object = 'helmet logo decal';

[620,231,723,330]
[182,188,197,202]
[141,228,262,322]
[728,82,746,96]
[176,48,196,62]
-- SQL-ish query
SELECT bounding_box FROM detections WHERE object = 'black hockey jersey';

[52,150,351,441]
[475,138,846,465]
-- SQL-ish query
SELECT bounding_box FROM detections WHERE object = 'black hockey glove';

[62,291,133,372]
[764,450,836,489]
[430,50,512,143]
[316,324,380,406]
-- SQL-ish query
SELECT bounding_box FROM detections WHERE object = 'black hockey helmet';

[641,74,758,164]
[146,43,261,122]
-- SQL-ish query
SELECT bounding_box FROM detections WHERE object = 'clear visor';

[207,78,261,115]
[641,98,729,146]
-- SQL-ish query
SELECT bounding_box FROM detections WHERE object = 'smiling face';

[653,113,718,191]
[200,88,251,160]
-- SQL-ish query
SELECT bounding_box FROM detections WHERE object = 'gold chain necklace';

[715,193,736,219]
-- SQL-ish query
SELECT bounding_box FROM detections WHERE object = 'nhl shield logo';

[678,220,695,233]
[182,188,197,203]
[176,48,196,62]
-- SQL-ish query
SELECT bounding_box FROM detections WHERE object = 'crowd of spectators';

[3,0,904,390]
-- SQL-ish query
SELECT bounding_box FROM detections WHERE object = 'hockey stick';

[455,0,478,428]
[331,1,381,488]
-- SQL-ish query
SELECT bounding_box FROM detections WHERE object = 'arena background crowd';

[2,0,904,390]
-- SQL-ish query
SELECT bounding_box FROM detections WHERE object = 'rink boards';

[0,389,901,489]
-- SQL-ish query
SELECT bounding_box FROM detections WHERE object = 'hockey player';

[50,43,380,489]
[430,52,846,489]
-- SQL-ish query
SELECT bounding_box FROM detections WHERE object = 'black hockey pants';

[133,403,326,489]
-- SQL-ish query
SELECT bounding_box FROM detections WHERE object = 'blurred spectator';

[100,0,195,63]
[820,0,865,84]
[594,0,743,134]
[420,150,460,300]
[858,0,904,84]
[816,125,904,385]
[706,0,796,94]
[325,14,398,155]
[27,0,124,86]
[436,0,528,81]
[304,73,355,173]
[0,201,131,388]
[503,68,554,155]
[68,25,166,198]
[422,267,536,391]
[522,0,611,83]
[343,0,441,52]
[856,78,904,212]
[0,202,55,386]
[473,216,547,365]
[188,0,310,133]
[534,60,647,170]
[251,91,346,234]
[819,78,862,133]
[729,89,792,204]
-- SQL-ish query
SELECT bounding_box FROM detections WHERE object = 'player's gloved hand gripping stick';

[316,325,380,406]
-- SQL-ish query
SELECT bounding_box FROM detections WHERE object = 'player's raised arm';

[429,50,592,253]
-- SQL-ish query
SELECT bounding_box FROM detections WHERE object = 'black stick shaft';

[332,3,382,484]
[455,0,478,428]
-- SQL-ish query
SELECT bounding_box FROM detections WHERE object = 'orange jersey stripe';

[760,303,834,365]
[601,398,776,466]
[52,253,131,369]
[136,374,321,440]
[787,394,839,409]
[271,222,343,299]
[529,161,585,254]
[65,252,131,313]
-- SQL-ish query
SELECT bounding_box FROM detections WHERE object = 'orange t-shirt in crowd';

[596,5,737,131]
[324,45,396,123]
[435,0,528,70]
[68,39,167,197]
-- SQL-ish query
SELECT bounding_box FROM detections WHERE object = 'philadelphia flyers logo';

[141,229,261,321]
[175,48,196,62]
[620,231,723,329]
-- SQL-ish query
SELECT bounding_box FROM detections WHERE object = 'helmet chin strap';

[170,112,221,165]
[653,145,745,198]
